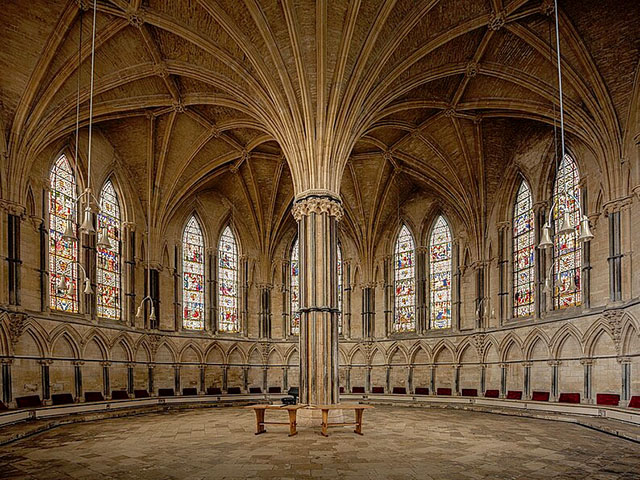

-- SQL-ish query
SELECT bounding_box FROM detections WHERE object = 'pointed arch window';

[337,243,343,335]
[429,216,452,329]
[97,180,122,320]
[553,154,582,308]
[49,154,78,312]
[182,215,205,330]
[394,224,416,332]
[513,180,535,317]
[218,225,239,333]
[290,237,300,335]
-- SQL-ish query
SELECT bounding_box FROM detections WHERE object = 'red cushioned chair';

[371,386,385,394]
[352,386,365,394]
[249,387,262,394]
[226,387,242,394]
[558,393,580,404]
[51,393,74,405]
[182,387,198,396]
[461,389,477,397]
[16,395,42,408]
[84,392,104,402]
[506,391,522,400]
[531,391,550,402]
[392,387,407,394]
[134,389,150,398]
[437,388,452,396]
[339,386,344,393]
[158,388,175,397]
[596,393,620,406]
[414,387,429,395]
[628,396,640,408]
[268,386,281,394]
[484,390,499,398]
[111,390,129,400]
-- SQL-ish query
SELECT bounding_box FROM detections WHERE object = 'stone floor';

[0,406,639,479]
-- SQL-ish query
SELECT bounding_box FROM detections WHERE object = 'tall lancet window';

[49,154,78,312]
[394,224,416,332]
[182,215,205,330]
[97,180,122,320]
[429,216,452,329]
[513,180,535,317]
[290,237,300,335]
[218,226,239,332]
[553,154,582,308]
[337,243,343,335]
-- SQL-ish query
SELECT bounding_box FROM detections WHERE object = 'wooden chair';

[51,393,74,405]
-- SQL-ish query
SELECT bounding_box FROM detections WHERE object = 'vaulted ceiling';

[1,0,639,260]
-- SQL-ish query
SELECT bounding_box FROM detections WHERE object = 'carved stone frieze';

[8,312,28,349]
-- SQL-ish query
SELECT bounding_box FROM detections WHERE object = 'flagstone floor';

[0,405,639,479]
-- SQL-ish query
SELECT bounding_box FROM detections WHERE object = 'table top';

[310,404,374,410]
[244,404,305,410]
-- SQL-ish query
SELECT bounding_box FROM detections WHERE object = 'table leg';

[321,409,329,437]
[287,409,298,436]
[354,408,364,435]
[255,409,266,435]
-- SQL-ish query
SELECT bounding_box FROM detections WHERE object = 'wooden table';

[245,404,304,436]
[311,404,374,437]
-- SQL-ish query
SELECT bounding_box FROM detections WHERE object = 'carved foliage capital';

[292,196,343,222]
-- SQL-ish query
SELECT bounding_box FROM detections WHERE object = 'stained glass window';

[183,215,205,330]
[429,216,452,329]
[49,154,78,312]
[97,180,121,320]
[394,225,415,332]
[553,154,581,309]
[513,180,535,317]
[290,237,300,335]
[218,225,239,332]
[337,243,343,335]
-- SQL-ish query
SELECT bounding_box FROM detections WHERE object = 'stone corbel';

[0,199,26,218]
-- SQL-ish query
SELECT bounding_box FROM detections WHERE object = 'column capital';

[72,360,85,367]
[548,360,560,367]
[580,358,593,366]
[292,194,343,222]
[496,221,510,232]
[100,361,112,367]
[38,359,53,366]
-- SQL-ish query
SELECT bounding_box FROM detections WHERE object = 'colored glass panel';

[513,180,535,317]
[218,225,239,332]
[49,154,78,312]
[429,216,452,329]
[553,154,582,308]
[97,180,121,320]
[337,244,343,335]
[394,225,415,332]
[290,238,300,335]
[183,216,205,330]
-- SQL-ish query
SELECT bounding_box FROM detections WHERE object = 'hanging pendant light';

[556,209,574,236]
[578,215,594,242]
[83,277,94,295]
[135,302,144,319]
[567,274,577,293]
[538,223,553,249]
[57,275,69,292]
[62,219,77,242]
[97,226,112,249]
[149,305,156,322]
[80,205,95,233]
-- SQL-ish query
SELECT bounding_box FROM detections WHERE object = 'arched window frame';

[182,214,206,331]
[512,178,535,318]
[290,236,300,336]
[552,153,582,309]
[393,224,416,333]
[49,153,79,313]
[96,179,123,320]
[428,215,452,329]
[217,224,240,333]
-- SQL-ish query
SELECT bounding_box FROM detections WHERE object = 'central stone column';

[292,194,342,407]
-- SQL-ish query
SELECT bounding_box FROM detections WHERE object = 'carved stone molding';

[127,13,145,28]
[471,333,487,358]
[292,195,343,222]
[8,313,28,349]
[0,199,26,218]
[148,334,162,356]
[540,0,554,16]
[488,10,506,31]
[466,62,479,78]
[603,308,625,354]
